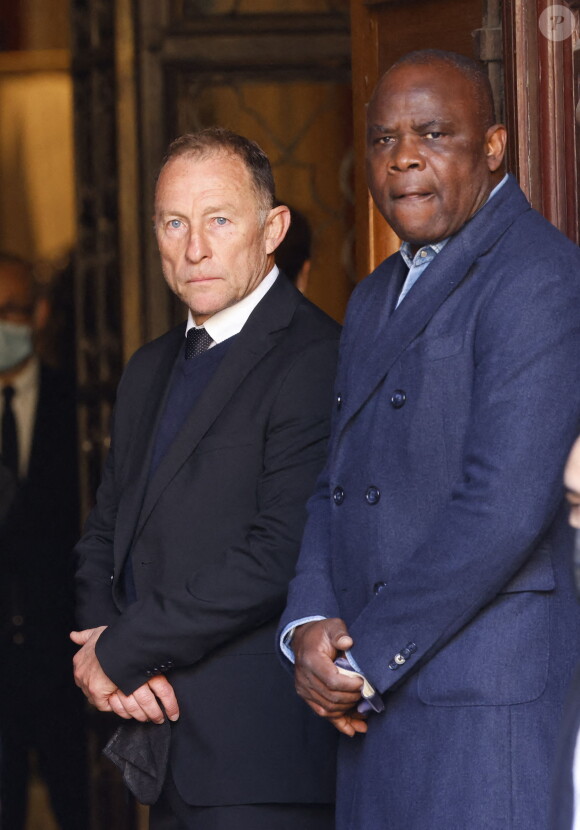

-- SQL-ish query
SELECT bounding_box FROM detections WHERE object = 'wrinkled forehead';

[155,150,258,207]
[158,149,248,185]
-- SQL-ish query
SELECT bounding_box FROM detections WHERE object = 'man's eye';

[425,132,444,139]
[215,217,228,226]
[169,219,182,229]
[377,136,395,145]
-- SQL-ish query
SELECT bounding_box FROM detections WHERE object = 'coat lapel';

[339,176,531,434]
[134,276,301,539]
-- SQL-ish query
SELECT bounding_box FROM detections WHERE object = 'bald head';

[385,49,497,132]
[365,50,506,247]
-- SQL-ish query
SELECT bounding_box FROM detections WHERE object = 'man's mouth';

[392,190,433,200]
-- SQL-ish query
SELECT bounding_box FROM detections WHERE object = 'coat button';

[333,486,345,505]
[336,393,343,411]
[365,486,380,505]
[373,581,387,594]
[391,390,407,409]
[388,660,399,671]
[406,642,417,654]
[145,669,153,677]
[394,653,406,665]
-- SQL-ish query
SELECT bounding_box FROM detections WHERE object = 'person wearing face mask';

[0,253,89,830]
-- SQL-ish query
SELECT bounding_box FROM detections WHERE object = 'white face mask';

[0,320,33,372]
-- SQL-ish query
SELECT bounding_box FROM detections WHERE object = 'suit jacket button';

[373,581,387,594]
[388,660,399,671]
[365,486,380,505]
[394,653,406,665]
[333,486,345,505]
[391,390,407,409]
[407,642,417,654]
[336,393,343,411]
[145,670,153,677]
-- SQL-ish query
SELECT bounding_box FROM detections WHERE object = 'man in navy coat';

[280,50,580,830]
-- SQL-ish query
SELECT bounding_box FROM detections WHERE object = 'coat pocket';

[417,550,554,707]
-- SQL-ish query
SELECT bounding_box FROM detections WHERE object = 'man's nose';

[185,230,210,262]
[389,136,424,172]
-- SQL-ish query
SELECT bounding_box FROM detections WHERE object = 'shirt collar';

[398,173,509,269]
[1,355,39,395]
[186,266,279,344]
[399,238,448,270]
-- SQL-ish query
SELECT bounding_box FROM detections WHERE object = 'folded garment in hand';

[103,719,171,805]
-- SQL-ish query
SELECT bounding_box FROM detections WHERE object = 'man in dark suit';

[71,128,339,829]
[279,50,580,830]
[0,254,88,829]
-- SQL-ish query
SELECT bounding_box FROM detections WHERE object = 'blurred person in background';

[0,253,88,830]
[275,204,312,295]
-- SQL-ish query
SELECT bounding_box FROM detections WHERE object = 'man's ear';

[485,124,507,172]
[264,205,291,255]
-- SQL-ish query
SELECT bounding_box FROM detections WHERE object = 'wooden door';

[350,0,484,278]
[504,0,579,242]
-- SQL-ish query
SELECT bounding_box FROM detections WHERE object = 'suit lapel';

[134,276,301,539]
[339,176,531,434]
[113,328,183,568]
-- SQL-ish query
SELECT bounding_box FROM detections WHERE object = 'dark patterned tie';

[2,386,18,478]
[185,327,214,359]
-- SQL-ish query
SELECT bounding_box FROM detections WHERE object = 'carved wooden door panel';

[70,0,126,522]
[504,0,579,242]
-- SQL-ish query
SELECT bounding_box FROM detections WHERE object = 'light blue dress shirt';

[396,174,509,308]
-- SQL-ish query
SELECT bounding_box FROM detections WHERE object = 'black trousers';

[149,771,335,830]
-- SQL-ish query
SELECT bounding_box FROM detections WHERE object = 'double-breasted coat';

[281,176,580,830]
